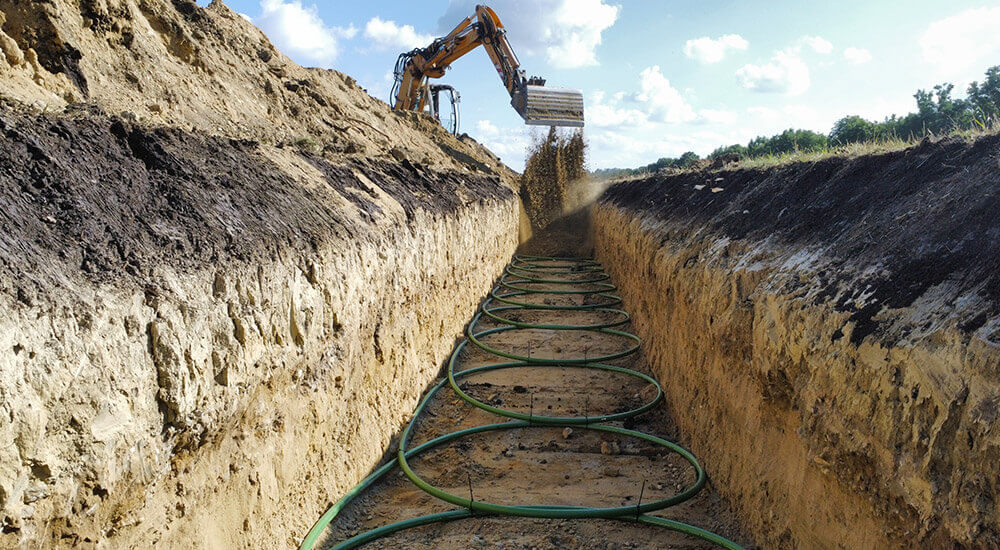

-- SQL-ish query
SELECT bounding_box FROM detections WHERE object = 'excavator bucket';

[514,85,585,127]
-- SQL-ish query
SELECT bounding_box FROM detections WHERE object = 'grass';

[734,136,912,170]
[739,122,1000,170]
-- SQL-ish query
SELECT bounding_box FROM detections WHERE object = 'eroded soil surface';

[319,259,752,549]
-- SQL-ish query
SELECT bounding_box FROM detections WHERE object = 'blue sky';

[202,0,1000,170]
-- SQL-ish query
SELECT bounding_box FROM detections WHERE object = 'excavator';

[390,4,585,134]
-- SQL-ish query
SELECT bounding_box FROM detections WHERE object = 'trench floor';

[320,258,753,549]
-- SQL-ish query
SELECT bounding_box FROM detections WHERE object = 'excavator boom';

[390,4,584,130]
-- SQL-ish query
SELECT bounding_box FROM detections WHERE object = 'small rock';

[601,441,620,455]
[693,184,706,190]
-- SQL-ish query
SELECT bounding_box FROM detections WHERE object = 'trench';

[5,96,996,550]
[299,136,1000,549]
[305,254,751,549]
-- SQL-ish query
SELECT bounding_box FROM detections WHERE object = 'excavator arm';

[391,5,584,128]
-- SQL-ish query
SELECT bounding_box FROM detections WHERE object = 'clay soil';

[318,247,753,549]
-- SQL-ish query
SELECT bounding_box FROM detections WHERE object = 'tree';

[646,157,675,172]
[830,115,877,145]
[968,65,1000,126]
[709,143,746,159]
[676,151,701,168]
[745,129,827,157]
[911,83,974,135]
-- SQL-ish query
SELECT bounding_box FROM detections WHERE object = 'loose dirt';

[519,128,586,231]
[317,255,752,549]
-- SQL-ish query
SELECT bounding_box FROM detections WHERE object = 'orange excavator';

[390,4,585,134]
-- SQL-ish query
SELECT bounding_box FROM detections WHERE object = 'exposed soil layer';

[0,102,519,548]
[0,105,508,292]
[321,258,752,549]
[593,134,1000,548]
[602,134,1000,344]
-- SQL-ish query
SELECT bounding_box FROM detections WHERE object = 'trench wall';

[0,111,519,548]
[592,136,1000,548]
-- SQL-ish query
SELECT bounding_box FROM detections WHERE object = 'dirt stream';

[320,239,751,549]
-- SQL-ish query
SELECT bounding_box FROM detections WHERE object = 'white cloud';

[802,36,833,54]
[364,17,435,50]
[743,104,831,134]
[475,119,500,135]
[588,67,737,132]
[697,109,738,125]
[920,7,1000,77]
[736,49,810,96]
[437,1,619,69]
[339,25,359,40]
[683,34,749,64]
[587,89,649,129]
[588,102,649,128]
[545,0,620,68]
[843,47,872,65]
[634,65,697,123]
[254,0,356,67]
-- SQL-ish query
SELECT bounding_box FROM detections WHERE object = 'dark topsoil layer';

[602,134,1000,344]
[0,104,512,302]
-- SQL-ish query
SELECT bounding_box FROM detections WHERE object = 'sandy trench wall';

[592,137,1000,549]
[0,110,519,548]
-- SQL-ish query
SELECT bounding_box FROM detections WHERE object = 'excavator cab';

[428,84,461,135]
